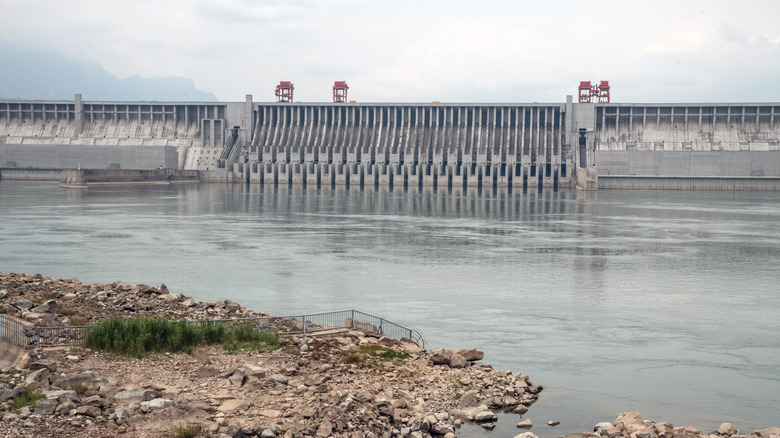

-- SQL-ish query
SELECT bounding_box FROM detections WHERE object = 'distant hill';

[0,47,217,101]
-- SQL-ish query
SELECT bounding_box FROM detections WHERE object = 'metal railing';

[0,310,428,350]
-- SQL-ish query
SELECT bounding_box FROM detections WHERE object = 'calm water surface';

[1,180,779,437]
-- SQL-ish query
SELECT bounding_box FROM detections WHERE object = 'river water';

[1,180,778,437]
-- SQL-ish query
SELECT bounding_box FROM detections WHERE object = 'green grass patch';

[359,344,410,361]
[11,387,44,410]
[84,317,281,357]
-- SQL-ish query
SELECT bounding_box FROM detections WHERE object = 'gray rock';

[429,348,452,365]
[228,369,245,387]
[548,420,561,426]
[474,410,498,422]
[0,289,7,299]
[594,422,615,434]
[196,365,220,378]
[316,419,333,437]
[112,388,156,403]
[52,373,95,390]
[431,423,455,435]
[517,419,533,428]
[0,390,24,401]
[449,353,467,368]
[270,374,288,384]
[514,433,538,438]
[31,300,58,314]
[114,408,129,422]
[55,401,76,415]
[25,368,50,384]
[29,360,58,372]
[718,423,738,436]
[33,398,58,415]
[75,405,102,417]
[140,398,172,410]
[754,428,780,438]
[14,299,33,310]
[453,348,485,362]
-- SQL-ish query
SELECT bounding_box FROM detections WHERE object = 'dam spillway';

[249,103,568,188]
[1,94,780,190]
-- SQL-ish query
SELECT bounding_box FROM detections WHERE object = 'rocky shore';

[1,272,778,438]
[1,273,540,437]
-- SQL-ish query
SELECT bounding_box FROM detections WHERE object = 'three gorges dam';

[2,90,780,190]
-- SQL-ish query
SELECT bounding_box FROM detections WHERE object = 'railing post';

[351,310,355,329]
[380,318,384,335]
[303,315,307,335]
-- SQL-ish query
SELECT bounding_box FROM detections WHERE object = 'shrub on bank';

[84,317,281,357]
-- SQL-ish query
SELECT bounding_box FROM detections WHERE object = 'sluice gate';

[245,103,571,189]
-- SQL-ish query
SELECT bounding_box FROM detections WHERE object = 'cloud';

[2,0,780,102]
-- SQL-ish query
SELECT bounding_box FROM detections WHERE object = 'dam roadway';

[1,94,779,190]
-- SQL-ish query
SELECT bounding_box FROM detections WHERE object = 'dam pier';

[1,94,779,190]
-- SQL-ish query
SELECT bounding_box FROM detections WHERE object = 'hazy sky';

[2,0,780,103]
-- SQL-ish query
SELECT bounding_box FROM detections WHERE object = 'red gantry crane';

[333,81,349,103]
[578,80,611,103]
[275,81,294,102]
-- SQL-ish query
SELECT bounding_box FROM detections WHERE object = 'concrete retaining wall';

[0,168,61,181]
[599,176,780,190]
[0,143,179,170]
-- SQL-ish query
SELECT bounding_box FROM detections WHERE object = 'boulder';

[431,423,455,435]
[33,398,58,415]
[30,300,58,314]
[453,348,485,362]
[754,428,780,438]
[458,390,479,408]
[515,433,538,438]
[218,399,247,412]
[158,294,179,303]
[228,369,245,387]
[474,410,498,422]
[316,420,333,437]
[0,289,7,299]
[29,360,58,372]
[717,424,738,436]
[270,374,288,385]
[618,411,647,435]
[14,299,33,310]
[673,426,702,438]
[594,422,615,434]
[517,419,533,428]
[449,353,467,368]
[112,388,157,404]
[197,365,220,378]
[140,398,172,411]
[76,405,102,417]
[25,368,50,384]
[429,349,452,365]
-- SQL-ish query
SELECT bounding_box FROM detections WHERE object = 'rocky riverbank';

[0,272,541,437]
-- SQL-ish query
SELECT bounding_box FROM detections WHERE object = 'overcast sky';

[2,0,780,103]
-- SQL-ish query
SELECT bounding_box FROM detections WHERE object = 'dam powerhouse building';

[1,91,780,190]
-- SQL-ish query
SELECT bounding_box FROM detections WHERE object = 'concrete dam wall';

[590,103,780,189]
[0,95,237,172]
[2,94,780,189]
